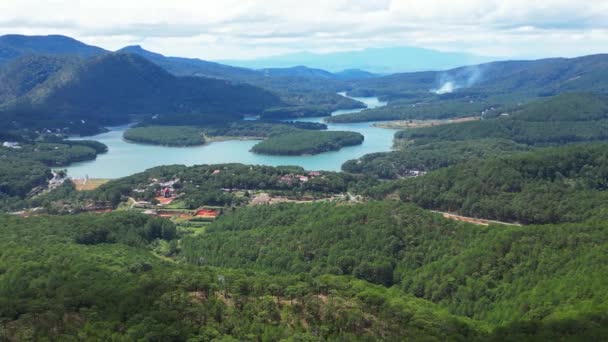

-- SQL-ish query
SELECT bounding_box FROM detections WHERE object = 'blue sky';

[1,0,607,60]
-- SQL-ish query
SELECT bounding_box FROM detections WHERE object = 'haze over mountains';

[221,46,495,74]
[0,34,493,75]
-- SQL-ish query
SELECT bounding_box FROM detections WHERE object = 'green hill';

[395,144,608,224]
[0,53,281,134]
[0,34,105,64]
[397,93,608,146]
[0,35,368,122]
[0,55,78,104]
[251,130,364,155]
[181,201,608,328]
[0,211,488,341]
[342,139,530,179]
[351,54,608,102]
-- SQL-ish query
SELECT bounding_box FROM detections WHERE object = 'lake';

[64,95,396,178]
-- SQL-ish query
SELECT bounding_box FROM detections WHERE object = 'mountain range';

[221,46,495,73]
[0,35,378,80]
[2,34,608,135]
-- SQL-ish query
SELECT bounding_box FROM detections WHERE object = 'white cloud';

[1,0,607,60]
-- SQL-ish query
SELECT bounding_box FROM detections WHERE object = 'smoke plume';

[430,65,484,94]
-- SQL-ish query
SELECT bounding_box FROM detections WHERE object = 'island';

[250,130,364,155]
[123,126,206,146]
[123,121,330,147]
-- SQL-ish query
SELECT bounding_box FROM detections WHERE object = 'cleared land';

[374,116,480,129]
[72,178,110,191]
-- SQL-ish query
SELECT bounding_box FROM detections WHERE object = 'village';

[11,168,360,226]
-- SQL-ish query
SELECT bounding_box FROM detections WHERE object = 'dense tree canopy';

[394,144,608,224]
[180,201,608,325]
[251,131,364,155]
[124,126,206,146]
[342,139,529,179]
[0,212,488,341]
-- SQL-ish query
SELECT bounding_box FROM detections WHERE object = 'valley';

[1,32,608,341]
[62,94,397,178]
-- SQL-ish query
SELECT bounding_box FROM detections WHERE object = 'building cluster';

[132,178,181,207]
[406,170,427,177]
[279,171,322,185]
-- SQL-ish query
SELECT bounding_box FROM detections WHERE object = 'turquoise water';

[64,95,396,178]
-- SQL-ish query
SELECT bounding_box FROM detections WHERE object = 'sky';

[1,0,607,60]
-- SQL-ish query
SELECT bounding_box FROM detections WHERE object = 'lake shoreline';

[63,94,396,178]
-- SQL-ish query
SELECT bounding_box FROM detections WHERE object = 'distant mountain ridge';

[118,45,377,80]
[221,46,495,73]
[0,34,106,64]
[117,45,259,79]
[0,35,378,81]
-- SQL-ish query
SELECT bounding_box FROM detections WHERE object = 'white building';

[2,142,21,149]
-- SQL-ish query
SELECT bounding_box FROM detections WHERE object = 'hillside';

[0,53,281,133]
[0,211,494,341]
[0,34,105,64]
[0,55,77,104]
[0,35,367,124]
[396,93,608,146]
[351,54,608,103]
[1,155,607,340]
[342,139,530,179]
[116,45,368,117]
[394,144,608,224]
[117,45,259,79]
[181,201,608,328]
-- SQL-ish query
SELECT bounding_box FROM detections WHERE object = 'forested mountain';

[351,54,608,101]
[117,45,259,79]
[0,34,106,64]
[333,69,377,80]
[342,139,530,179]
[511,92,608,121]
[0,35,366,128]
[0,211,496,341]
[181,201,608,329]
[0,55,78,104]
[114,45,366,118]
[393,144,608,224]
[0,53,281,133]
[342,93,608,179]
[397,93,608,146]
